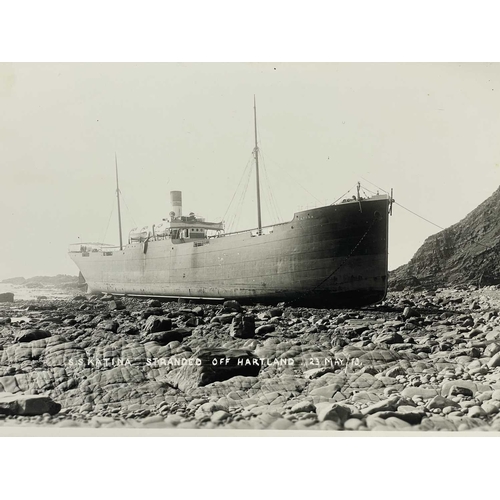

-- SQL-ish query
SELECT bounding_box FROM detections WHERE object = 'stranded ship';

[69,101,393,307]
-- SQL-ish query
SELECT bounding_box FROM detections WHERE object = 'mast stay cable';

[101,197,115,245]
[361,177,497,252]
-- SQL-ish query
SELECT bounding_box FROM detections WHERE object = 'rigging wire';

[256,146,322,204]
[227,170,248,231]
[361,177,496,251]
[226,158,254,232]
[228,159,254,232]
[120,191,137,228]
[222,153,254,223]
[330,185,358,205]
[259,148,283,223]
[101,196,115,244]
[361,177,445,230]
[395,203,445,230]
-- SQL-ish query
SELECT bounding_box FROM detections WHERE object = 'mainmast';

[253,95,263,235]
[115,153,123,251]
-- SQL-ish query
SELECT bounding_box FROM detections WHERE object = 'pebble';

[316,403,352,424]
[343,418,363,430]
[467,406,487,418]
[426,395,459,410]
[210,410,231,424]
[481,402,499,416]
[401,387,438,399]
[289,401,316,414]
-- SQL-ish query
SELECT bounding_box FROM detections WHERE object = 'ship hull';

[69,198,390,308]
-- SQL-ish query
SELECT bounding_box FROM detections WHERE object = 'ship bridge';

[129,191,225,244]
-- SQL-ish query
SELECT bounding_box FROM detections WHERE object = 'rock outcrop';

[391,186,500,290]
[0,293,14,303]
[3,289,500,431]
[0,393,61,416]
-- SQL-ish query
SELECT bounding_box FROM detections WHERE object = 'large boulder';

[222,300,242,313]
[0,393,61,416]
[14,328,51,343]
[0,292,14,303]
[144,328,192,345]
[143,315,172,334]
[230,314,255,339]
[165,347,261,392]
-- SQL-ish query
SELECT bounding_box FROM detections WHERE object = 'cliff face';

[390,186,500,290]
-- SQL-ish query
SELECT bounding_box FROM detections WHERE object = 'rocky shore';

[2,287,500,432]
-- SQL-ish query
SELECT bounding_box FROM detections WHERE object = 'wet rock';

[141,307,164,319]
[42,340,87,367]
[374,332,404,345]
[441,380,477,398]
[484,343,500,358]
[316,402,352,424]
[191,306,204,317]
[145,328,192,345]
[222,300,242,313]
[212,313,236,325]
[344,417,364,430]
[361,395,400,416]
[0,392,61,416]
[147,300,162,308]
[117,322,140,335]
[143,315,172,334]
[401,387,438,399]
[185,317,202,327]
[268,308,284,318]
[309,382,344,399]
[195,402,229,419]
[487,352,500,368]
[98,320,119,333]
[211,410,231,423]
[303,366,338,380]
[14,328,51,343]
[468,406,487,418]
[85,365,147,388]
[426,395,459,410]
[230,314,255,339]
[165,348,261,392]
[0,292,14,303]
[255,324,275,335]
[418,416,458,431]
[403,307,417,319]
[2,339,48,363]
[109,300,125,311]
[385,365,407,378]
[290,401,316,414]
[481,402,499,416]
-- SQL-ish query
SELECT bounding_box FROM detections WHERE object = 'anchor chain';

[285,216,379,307]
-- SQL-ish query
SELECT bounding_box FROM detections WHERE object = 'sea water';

[0,282,73,301]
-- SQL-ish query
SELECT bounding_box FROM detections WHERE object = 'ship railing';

[214,221,289,238]
[68,242,121,253]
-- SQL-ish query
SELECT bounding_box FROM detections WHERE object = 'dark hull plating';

[69,197,390,308]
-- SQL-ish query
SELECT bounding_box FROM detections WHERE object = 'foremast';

[115,153,123,251]
[253,95,263,235]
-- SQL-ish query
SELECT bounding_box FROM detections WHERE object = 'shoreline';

[2,286,500,432]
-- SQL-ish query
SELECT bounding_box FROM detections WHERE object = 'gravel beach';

[2,287,500,432]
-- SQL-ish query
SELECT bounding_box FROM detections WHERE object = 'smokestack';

[170,191,182,218]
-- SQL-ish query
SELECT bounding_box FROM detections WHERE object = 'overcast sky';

[1,62,499,280]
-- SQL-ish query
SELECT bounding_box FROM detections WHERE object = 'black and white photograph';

[2,61,500,436]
